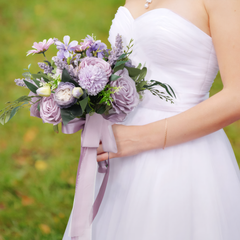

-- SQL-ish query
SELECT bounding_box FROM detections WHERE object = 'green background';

[0,0,239,239]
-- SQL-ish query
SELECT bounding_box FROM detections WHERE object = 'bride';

[64,0,240,239]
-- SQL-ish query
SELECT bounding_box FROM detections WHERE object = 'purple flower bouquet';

[0,34,175,239]
[0,34,175,127]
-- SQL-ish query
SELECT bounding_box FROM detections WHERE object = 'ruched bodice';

[108,7,219,112]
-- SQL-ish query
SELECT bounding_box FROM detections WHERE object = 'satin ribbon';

[62,113,117,240]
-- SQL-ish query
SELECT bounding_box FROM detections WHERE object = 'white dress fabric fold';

[63,6,240,240]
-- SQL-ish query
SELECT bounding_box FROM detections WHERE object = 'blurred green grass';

[0,1,239,239]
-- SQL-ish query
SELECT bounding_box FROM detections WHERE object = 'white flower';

[55,88,72,102]
[54,82,77,108]
[36,86,51,97]
[72,87,83,99]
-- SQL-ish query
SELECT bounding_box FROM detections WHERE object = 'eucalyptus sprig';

[0,96,40,125]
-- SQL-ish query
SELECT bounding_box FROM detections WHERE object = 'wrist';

[140,119,166,151]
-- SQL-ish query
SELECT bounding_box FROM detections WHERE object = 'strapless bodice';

[108,6,219,112]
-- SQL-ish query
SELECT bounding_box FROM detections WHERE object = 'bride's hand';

[97,124,149,162]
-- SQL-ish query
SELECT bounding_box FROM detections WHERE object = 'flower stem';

[42,52,48,61]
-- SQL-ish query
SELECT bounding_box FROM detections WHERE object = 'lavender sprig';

[108,34,124,66]
[38,62,54,74]
[14,78,37,88]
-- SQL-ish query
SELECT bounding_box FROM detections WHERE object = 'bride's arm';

[97,0,240,161]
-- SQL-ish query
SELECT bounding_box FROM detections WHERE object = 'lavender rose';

[78,65,108,96]
[80,57,112,77]
[40,94,62,125]
[110,68,139,115]
[29,91,41,119]
[54,82,77,108]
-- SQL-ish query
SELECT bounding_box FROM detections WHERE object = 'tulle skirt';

[63,105,240,240]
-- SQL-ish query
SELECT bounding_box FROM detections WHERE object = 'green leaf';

[31,72,50,83]
[167,84,176,98]
[136,80,148,92]
[32,79,41,88]
[4,111,11,124]
[68,104,83,117]
[136,67,147,82]
[79,97,88,113]
[113,64,125,73]
[37,103,40,112]
[0,113,5,125]
[114,60,128,67]
[23,80,38,94]
[4,102,29,124]
[53,124,59,133]
[8,106,21,122]
[61,68,80,87]
[60,109,75,126]
[28,63,31,69]
[44,60,52,67]
[96,104,106,114]
[150,80,176,98]
[85,103,93,114]
[125,67,141,78]
[15,95,33,103]
[22,72,32,79]
[60,105,83,126]
[117,53,128,61]
[110,74,121,81]
[62,68,72,82]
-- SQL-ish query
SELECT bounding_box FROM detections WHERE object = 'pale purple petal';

[33,42,39,49]
[27,50,38,56]
[55,41,64,47]
[57,50,65,59]
[69,40,78,48]
[64,51,70,58]
[63,35,70,45]
[46,38,54,48]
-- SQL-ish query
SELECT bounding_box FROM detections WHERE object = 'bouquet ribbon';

[62,113,117,240]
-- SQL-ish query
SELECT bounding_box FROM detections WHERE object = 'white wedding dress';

[63,6,240,240]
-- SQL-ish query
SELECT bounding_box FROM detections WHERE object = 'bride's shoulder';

[204,0,240,14]
[203,0,240,88]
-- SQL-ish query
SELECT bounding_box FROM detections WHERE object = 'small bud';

[36,86,51,97]
[72,87,83,99]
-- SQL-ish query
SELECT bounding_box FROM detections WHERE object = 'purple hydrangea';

[78,65,108,96]
[54,82,77,108]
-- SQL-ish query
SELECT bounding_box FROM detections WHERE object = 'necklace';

[144,0,152,9]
